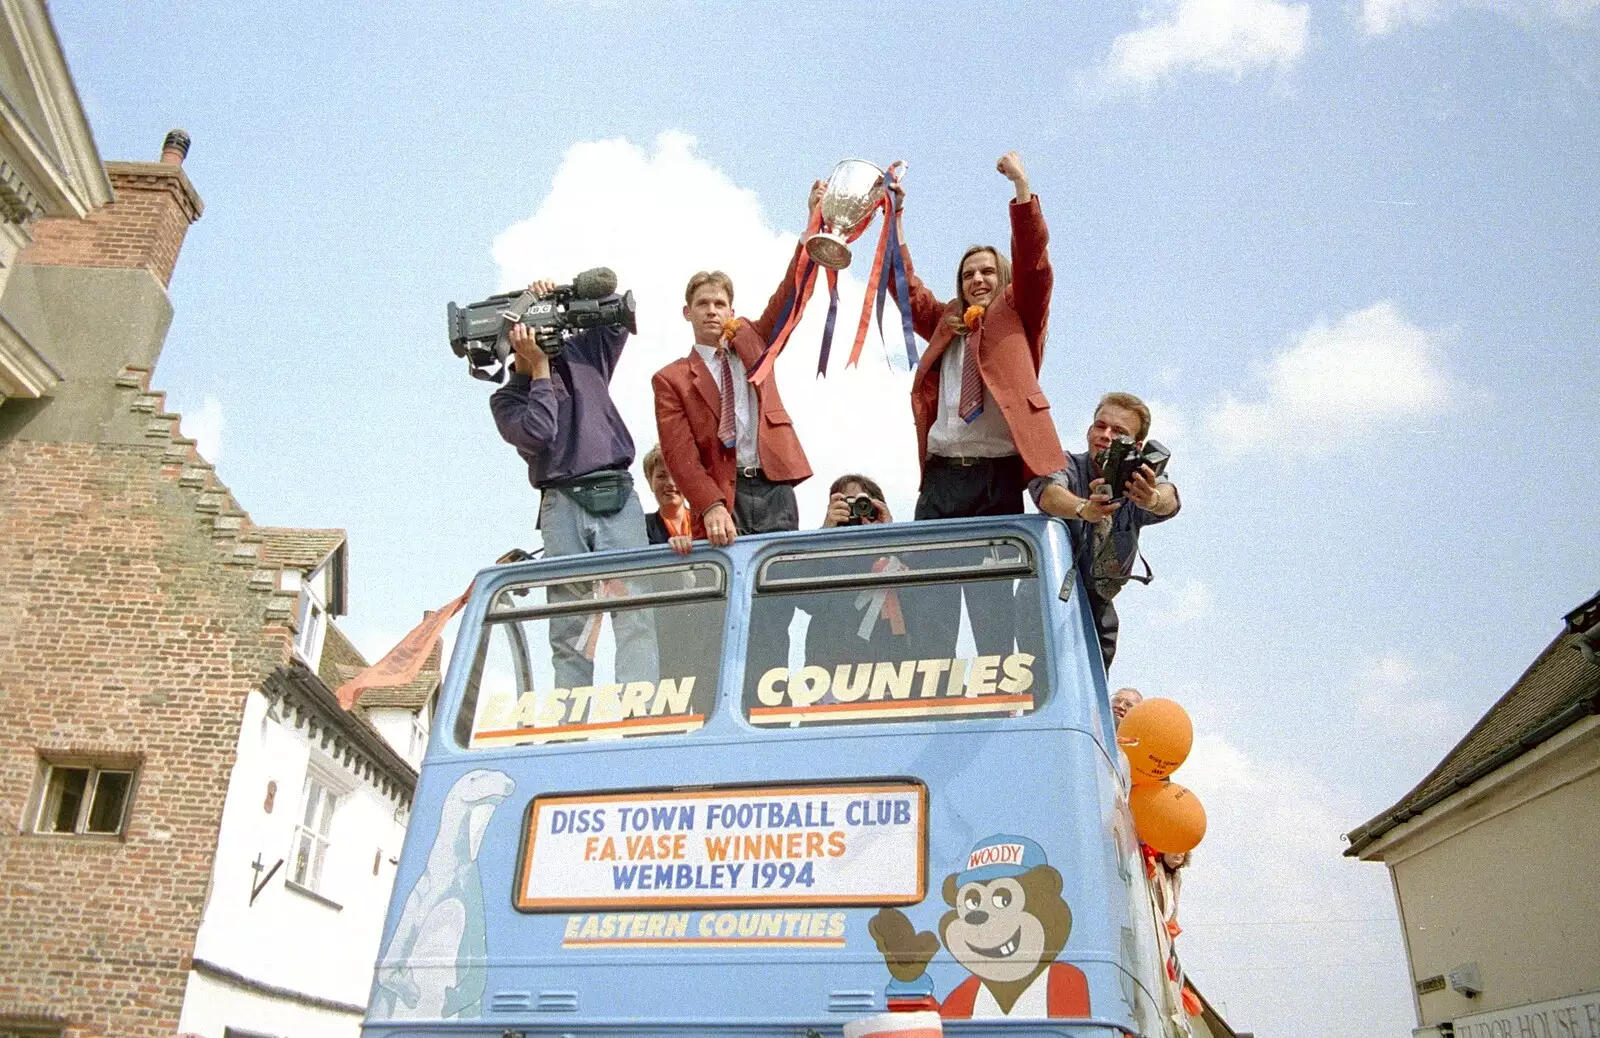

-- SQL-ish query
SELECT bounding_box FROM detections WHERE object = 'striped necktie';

[717,348,737,448]
[958,327,984,423]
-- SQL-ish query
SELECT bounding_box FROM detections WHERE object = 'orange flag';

[335,584,471,709]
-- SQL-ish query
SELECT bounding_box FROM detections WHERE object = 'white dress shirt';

[694,343,761,469]
[926,334,1017,459]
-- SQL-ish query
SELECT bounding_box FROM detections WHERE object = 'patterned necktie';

[717,348,737,448]
[958,326,984,423]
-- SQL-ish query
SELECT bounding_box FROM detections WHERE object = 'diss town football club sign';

[516,781,926,912]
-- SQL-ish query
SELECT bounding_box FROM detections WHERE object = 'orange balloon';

[1129,781,1207,854]
[1118,698,1193,782]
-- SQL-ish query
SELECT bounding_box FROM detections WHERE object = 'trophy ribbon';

[848,161,917,371]
[749,162,919,384]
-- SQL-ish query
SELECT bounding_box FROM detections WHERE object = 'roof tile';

[259,527,346,571]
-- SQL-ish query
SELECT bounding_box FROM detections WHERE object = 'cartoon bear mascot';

[869,835,1090,1018]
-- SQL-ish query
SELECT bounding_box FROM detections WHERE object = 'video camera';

[1095,435,1171,500]
[447,267,637,382]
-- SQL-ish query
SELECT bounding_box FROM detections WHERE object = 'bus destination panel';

[516,781,927,912]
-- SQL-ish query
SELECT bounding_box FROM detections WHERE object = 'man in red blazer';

[898,153,1067,658]
[652,193,817,545]
[902,151,1067,517]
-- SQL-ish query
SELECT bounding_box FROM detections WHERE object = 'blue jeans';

[538,485,659,691]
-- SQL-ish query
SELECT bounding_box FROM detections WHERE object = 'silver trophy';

[806,159,887,270]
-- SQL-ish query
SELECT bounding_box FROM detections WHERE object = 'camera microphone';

[567,267,618,300]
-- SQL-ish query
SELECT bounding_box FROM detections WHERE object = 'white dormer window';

[408,710,429,761]
[294,559,330,667]
[408,688,439,764]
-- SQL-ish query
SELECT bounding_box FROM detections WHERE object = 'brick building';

[0,6,435,1036]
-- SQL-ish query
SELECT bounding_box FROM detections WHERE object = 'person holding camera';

[1032,392,1181,670]
[801,474,917,673]
[822,473,893,528]
[651,186,820,547]
[490,278,657,687]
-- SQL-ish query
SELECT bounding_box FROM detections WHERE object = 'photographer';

[490,278,657,687]
[803,474,912,671]
[1032,392,1180,671]
[821,473,893,529]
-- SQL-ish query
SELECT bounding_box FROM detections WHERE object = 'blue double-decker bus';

[362,515,1201,1037]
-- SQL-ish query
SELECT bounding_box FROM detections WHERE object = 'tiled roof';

[317,622,369,693]
[1346,594,1600,856]
[258,527,345,571]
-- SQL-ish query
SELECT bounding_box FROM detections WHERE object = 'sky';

[54,1,1599,1033]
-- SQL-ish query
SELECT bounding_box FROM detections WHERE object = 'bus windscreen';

[455,561,727,748]
[743,536,1051,727]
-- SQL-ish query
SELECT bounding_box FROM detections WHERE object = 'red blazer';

[652,247,812,536]
[905,197,1067,481]
[939,961,1091,1019]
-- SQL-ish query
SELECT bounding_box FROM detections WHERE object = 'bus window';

[455,561,727,748]
[744,537,1049,727]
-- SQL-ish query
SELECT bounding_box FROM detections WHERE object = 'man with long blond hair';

[899,152,1067,520]
[895,152,1067,659]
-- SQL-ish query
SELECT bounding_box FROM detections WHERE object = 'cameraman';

[490,278,657,687]
[1032,392,1180,670]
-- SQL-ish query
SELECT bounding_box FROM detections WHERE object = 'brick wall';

[17,162,203,289]
[0,396,294,1038]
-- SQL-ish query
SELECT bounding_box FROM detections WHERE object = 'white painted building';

[177,532,441,1038]
[1347,592,1600,1038]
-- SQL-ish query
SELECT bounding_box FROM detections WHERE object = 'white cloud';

[1142,396,1192,450]
[180,394,225,463]
[1205,301,1450,454]
[1103,0,1311,88]
[492,132,922,532]
[1362,0,1599,34]
[1354,652,1456,733]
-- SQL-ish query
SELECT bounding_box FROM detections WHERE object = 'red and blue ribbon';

[750,161,918,384]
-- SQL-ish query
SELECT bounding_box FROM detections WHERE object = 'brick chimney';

[17,128,203,288]
[0,132,206,445]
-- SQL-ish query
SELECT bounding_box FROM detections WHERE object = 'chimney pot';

[160,129,192,165]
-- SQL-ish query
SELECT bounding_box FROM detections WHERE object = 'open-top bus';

[362,514,1203,1037]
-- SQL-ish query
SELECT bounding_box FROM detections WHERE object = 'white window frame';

[408,710,429,761]
[288,768,341,894]
[30,759,137,837]
[293,559,330,667]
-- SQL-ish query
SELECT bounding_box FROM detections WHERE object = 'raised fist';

[996,151,1027,184]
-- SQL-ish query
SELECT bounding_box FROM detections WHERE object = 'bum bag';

[547,468,634,518]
